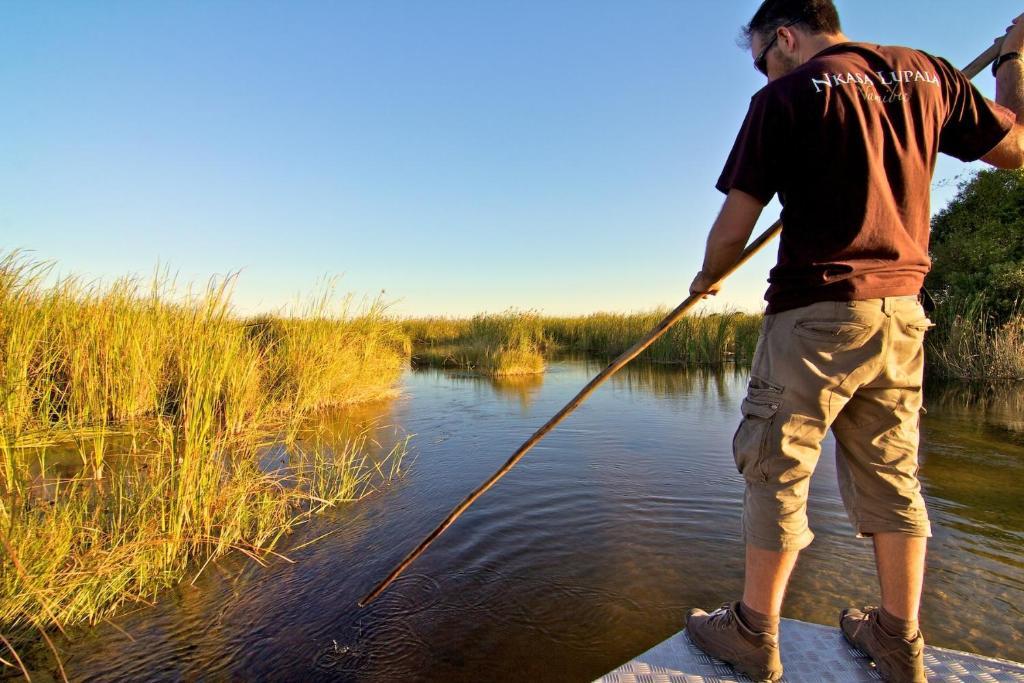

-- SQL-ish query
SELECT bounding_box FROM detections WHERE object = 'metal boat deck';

[596,618,1024,682]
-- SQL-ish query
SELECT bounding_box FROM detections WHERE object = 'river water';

[45,357,1024,681]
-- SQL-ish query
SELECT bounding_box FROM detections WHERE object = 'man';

[683,2,1024,682]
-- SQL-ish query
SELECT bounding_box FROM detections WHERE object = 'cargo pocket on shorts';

[732,394,781,484]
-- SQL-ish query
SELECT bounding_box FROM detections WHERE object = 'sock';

[878,606,919,640]
[738,601,780,635]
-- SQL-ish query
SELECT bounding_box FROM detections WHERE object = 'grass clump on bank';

[405,310,548,376]
[0,252,409,661]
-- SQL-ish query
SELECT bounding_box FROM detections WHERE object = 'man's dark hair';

[742,0,842,48]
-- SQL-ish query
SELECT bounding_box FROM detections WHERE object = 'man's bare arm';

[689,189,765,298]
[981,72,1024,168]
[982,13,1024,169]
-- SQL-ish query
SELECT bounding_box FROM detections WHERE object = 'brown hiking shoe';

[685,601,783,682]
[840,606,926,682]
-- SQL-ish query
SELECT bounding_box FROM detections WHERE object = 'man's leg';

[743,545,799,616]
[873,532,927,646]
[833,400,931,663]
[834,296,932,682]
[839,530,928,682]
[873,532,926,622]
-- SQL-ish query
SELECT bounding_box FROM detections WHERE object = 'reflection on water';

[414,367,547,412]
[926,380,1024,437]
[35,362,1024,681]
[487,373,546,409]
[585,354,748,404]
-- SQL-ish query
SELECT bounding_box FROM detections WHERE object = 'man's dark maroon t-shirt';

[717,42,1015,313]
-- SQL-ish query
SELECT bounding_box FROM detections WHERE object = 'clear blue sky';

[2,1,1018,316]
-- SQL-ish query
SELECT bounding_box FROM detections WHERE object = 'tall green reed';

[0,251,410,656]
[542,309,762,364]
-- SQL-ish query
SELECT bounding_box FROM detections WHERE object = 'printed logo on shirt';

[810,69,941,96]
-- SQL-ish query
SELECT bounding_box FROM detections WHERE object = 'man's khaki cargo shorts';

[734,296,934,552]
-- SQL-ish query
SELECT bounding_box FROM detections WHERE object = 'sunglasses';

[754,19,800,75]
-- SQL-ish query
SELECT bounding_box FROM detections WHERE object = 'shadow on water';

[27,361,1024,681]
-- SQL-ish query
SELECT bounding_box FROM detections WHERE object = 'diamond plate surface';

[596,619,1024,683]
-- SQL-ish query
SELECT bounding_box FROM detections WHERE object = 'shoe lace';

[849,605,878,640]
[708,603,735,631]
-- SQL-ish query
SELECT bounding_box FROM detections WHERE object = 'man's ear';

[779,26,798,53]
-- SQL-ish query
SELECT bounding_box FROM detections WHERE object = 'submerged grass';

[0,252,410,662]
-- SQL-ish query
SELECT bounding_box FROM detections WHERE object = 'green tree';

[927,168,1024,322]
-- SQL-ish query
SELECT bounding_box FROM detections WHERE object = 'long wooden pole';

[962,40,1004,80]
[358,40,1004,608]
